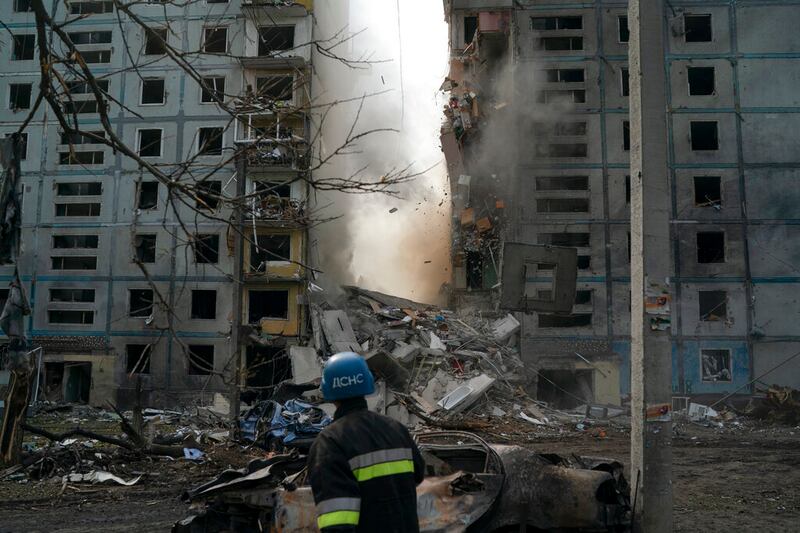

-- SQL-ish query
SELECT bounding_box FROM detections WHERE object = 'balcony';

[247,194,308,226]
[241,0,313,17]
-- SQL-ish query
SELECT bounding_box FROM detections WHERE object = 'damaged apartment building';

[0,0,314,407]
[441,0,800,407]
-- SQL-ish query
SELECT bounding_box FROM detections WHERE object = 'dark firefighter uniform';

[307,397,426,532]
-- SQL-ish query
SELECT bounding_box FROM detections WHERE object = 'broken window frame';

[52,235,99,249]
[699,290,728,322]
[536,198,590,213]
[535,143,588,158]
[50,288,95,303]
[190,289,217,320]
[56,182,102,196]
[531,16,583,31]
[4,132,28,160]
[249,234,292,272]
[538,313,592,328]
[257,25,296,56]
[79,50,112,64]
[690,121,719,151]
[48,310,94,325]
[126,344,152,375]
[67,30,112,45]
[542,68,585,83]
[9,83,32,111]
[187,345,215,375]
[684,14,713,43]
[144,27,168,55]
[700,348,732,382]
[134,234,157,264]
[200,76,226,104]
[140,78,166,105]
[58,150,105,165]
[618,15,629,43]
[14,0,33,12]
[137,181,158,210]
[464,15,478,45]
[620,67,629,97]
[51,256,97,270]
[538,36,584,52]
[623,120,631,151]
[255,75,295,104]
[696,231,726,264]
[535,176,589,191]
[247,289,290,322]
[687,66,716,96]
[198,127,224,156]
[137,128,163,157]
[129,288,154,318]
[193,233,220,264]
[693,176,722,207]
[203,27,228,54]
[196,180,222,210]
[55,202,101,217]
[12,35,35,61]
[69,1,113,15]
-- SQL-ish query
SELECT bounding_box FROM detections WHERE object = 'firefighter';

[307,352,426,532]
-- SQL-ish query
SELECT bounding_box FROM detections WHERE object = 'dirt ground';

[1,416,798,532]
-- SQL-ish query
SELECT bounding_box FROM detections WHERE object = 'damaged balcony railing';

[248,193,307,223]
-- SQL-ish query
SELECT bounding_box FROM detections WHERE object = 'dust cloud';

[309,0,451,304]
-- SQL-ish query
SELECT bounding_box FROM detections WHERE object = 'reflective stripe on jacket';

[307,398,425,532]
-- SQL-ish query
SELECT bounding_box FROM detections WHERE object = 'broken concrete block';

[429,332,447,351]
[364,350,409,389]
[491,314,520,341]
[436,374,495,415]
[391,342,420,364]
[289,346,322,385]
[688,403,719,421]
[320,310,361,353]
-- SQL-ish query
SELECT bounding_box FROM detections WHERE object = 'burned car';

[174,431,630,532]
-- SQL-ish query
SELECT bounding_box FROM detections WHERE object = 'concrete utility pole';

[628,1,673,531]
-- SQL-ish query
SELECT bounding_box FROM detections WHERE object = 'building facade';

[0,0,313,407]
[442,0,800,406]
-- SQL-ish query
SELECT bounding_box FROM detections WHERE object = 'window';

[684,14,712,43]
[250,234,291,271]
[55,203,101,216]
[198,127,223,155]
[53,235,99,248]
[574,290,593,305]
[535,176,588,191]
[688,67,715,96]
[538,314,592,327]
[80,50,111,64]
[537,198,590,213]
[248,290,290,322]
[60,131,105,145]
[66,80,110,94]
[465,251,483,289]
[625,175,631,203]
[538,232,590,247]
[701,349,731,382]
[9,84,32,110]
[257,26,295,55]
[68,31,112,44]
[694,176,721,207]
[5,133,28,160]
[699,290,727,321]
[690,121,719,151]
[187,345,214,375]
[141,79,165,105]
[144,27,167,55]
[256,76,294,102]
[537,89,586,104]
[14,0,33,12]
[137,182,158,210]
[51,256,97,270]
[0,290,8,314]
[618,15,629,43]
[191,290,217,319]
[50,288,95,302]
[621,68,629,97]
[134,234,156,263]
[538,37,583,51]
[196,180,221,210]
[255,181,291,199]
[534,121,587,136]
[59,151,104,165]
[57,182,102,196]
[126,344,151,374]
[203,27,227,53]
[48,310,93,324]
[193,234,219,264]
[200,76,225,103]
[623,120,630,151]
[13,35,35,61]
[137,129,162,157]
[129,289,154,317]
[542,68,584,83]
[69,1,113,15]
[535,143,587,158]
[697,231,725,263]
[464,16,478,45]
[531,16,583,30]
[63,100,103,114]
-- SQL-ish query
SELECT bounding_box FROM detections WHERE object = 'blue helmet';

[321,352,375,401]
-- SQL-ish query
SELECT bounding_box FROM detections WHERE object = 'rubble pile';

[305,286,584,433]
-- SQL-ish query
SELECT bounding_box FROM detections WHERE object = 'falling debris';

[389,207,399,213]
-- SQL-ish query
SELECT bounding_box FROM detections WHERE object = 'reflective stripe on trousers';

[316,497,361,529]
